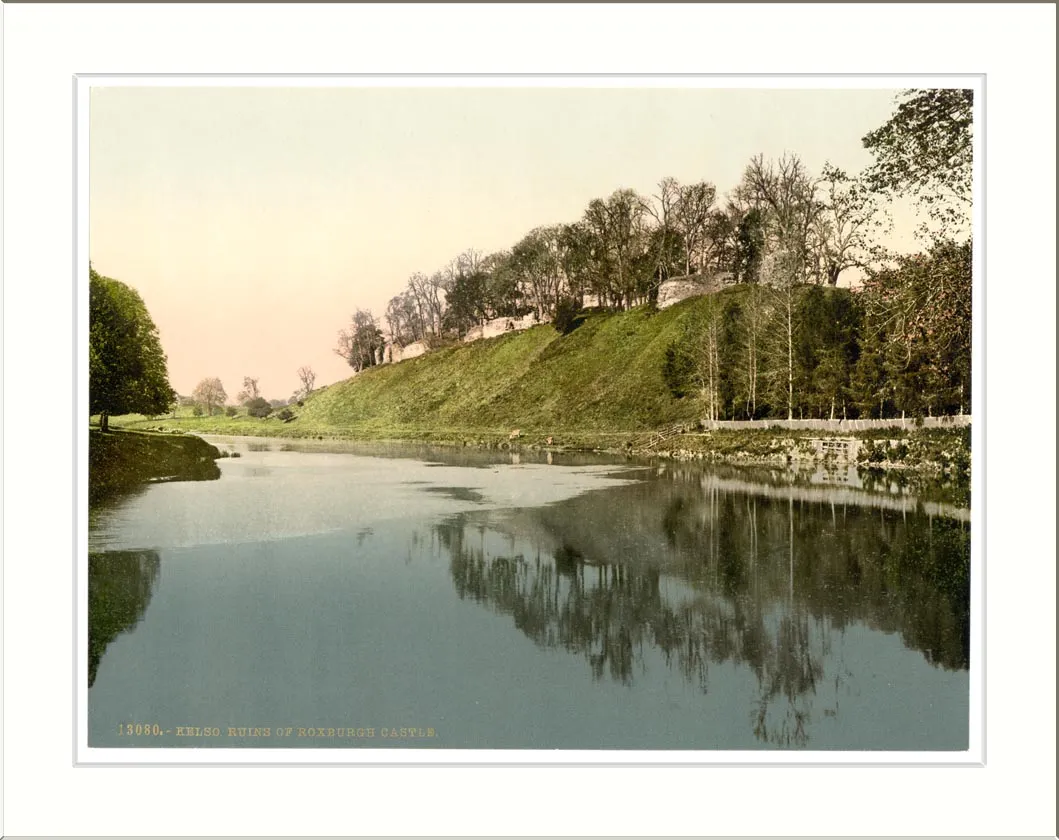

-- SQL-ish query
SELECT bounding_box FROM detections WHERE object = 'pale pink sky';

[89,85,914,401]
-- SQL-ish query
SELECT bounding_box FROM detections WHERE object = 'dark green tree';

[793,286,861,419]
[89,266,176,432]
[734,207,766,283]
[245,396,273,418]
[443,270,490,338]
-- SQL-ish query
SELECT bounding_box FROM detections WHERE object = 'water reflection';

[86,442,970,750]
[439,465,969,746]
[88,550,160,688]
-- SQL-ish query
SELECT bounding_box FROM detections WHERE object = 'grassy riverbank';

[102,295,971,481]
[89,429,222,505]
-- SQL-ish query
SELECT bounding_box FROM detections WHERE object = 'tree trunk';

[746,343,753,419]
[100,412,109,433]
[786,284,794,421]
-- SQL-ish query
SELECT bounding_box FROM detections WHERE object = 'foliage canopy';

[89,266,175,425]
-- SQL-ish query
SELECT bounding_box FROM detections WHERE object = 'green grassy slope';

[297,296,714,438]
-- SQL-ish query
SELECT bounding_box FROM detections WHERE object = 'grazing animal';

[509,429,521,440]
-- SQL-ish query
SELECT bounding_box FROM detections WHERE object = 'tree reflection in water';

[88,550,160,688]
[439,465,969,747]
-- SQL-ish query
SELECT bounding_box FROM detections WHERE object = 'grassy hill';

[301,297,711,438]
[114,294,721,444]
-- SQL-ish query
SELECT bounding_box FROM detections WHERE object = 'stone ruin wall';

[462,313,543,344]
[376,272,729,366]
[656,271,731,309]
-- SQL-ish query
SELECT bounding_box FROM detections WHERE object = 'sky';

[89,84,913,400]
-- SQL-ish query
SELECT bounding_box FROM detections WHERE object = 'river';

[87,436,970,751]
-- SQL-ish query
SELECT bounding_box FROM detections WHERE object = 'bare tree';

[738,153,821,285]
[702,203,742,275]
[455,248,486,278]
[408,272,446,339]
[509,227,567,320]
[736,154,824,420]
[642,177,682,283]
[811,163,881,285]
[192,377,227,416]
[385,289,428,346]
[759,250,798,420]
[690,308,723,422]
[296,365,316,398]
[236,376,260,405]
[673,180,717,275]
[738,284,768,418]
[336,309,384,372]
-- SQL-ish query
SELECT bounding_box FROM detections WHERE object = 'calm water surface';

[88,437,970,750]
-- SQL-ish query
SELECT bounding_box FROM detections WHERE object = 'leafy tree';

[861,240,971,416]
[862,88,973,238]
[556,223,595,306]
[191,377,227,416]
[483,250,525,318]
[582,189,652,309]
[509,227,566,321]
[443,268,490,337]
[89,266,176,431]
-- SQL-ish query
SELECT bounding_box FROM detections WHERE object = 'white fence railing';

[698,415,971,432]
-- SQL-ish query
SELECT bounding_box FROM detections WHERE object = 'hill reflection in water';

[439,465,969,747]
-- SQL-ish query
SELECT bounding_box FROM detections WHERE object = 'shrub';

[553,297,582,335]
[246,397,273,418]
[277,408,295,422]
[192,406,204,417]
[225,406,238,417]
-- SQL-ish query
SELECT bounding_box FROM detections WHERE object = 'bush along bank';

[630,426,971,482]
[89,428,222,506]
